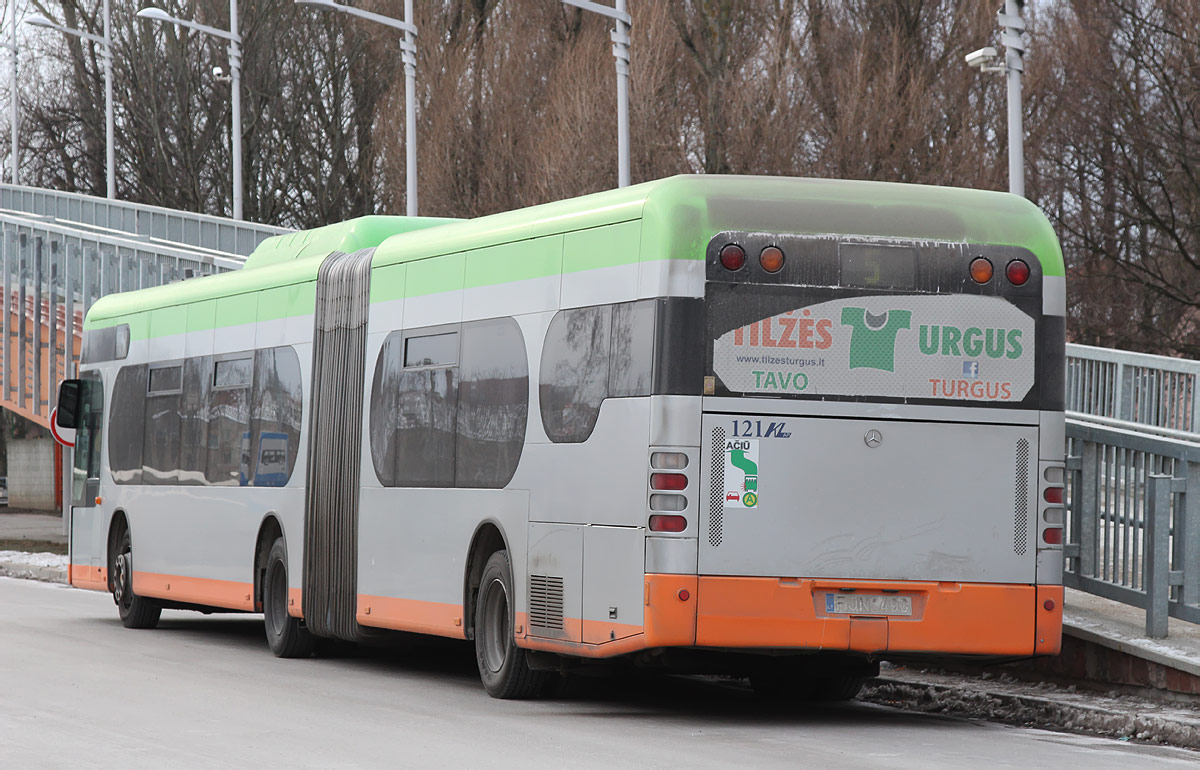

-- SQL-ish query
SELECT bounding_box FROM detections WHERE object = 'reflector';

[719,244,746,271]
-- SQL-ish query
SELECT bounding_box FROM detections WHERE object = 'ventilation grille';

[709,426,725,547]
[528,575,564,631]
[1014,438,1030,555]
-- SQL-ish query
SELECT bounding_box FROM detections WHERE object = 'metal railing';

[0,183,290,257]
[1067,343,1200,435]
[0,209,248,425]
[1065,417,1200,637]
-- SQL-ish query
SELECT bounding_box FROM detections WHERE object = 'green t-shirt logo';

[840,307,912,371]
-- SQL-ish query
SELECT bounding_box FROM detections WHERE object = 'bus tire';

[263,537,314,659]
[112,527,161,629]
[474,550,549,699]
[810,674,866,702]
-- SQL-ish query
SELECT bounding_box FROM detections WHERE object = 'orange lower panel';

[133,571,255,611]
[1035,585,1064,655]
[696,577,1053,656]
[357,594,467,640]
[69,564,108,592]
[288,587,303,619]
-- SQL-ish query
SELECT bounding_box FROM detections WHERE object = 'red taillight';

[649,514,687,533]
[1042,527,1063,545]
[719,244,746,271]
[969,257,994,284]
[1043,598,1056,611]
[1006,259,1031,286]
[651,473,688,491]
[759,246,785,273]
[678,588,691,601]
[1044,487,1063,504]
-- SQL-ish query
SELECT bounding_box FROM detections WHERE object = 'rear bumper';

[647,574,1061,657]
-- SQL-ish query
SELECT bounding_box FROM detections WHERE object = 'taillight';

[649,514,687,532]
[649,494,686,512]
[759,246,784,273]
[1043,487,1063,504]
[1006,259,1031,286]
[650,452,688,470]
[651,473,688,491]
[1042,527,1063,545]
[969,257,993,284]
[719,244,746,271]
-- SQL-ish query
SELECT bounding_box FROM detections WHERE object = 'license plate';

[825,593,912,616]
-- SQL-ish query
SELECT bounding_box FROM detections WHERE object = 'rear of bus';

[665,180,1065,668]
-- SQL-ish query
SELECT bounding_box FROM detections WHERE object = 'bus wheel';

[112,527,161,629]
[474,550,549,699]
[263,537,314,658]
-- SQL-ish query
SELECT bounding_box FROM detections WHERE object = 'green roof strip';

[243,214,460,271]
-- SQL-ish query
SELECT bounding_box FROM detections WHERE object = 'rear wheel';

[474,550,550,699]
[111,527,161,629]
[263,537,314,658]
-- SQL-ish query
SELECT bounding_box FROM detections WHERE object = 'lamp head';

[294,0,337,7]
[964,46,998,69]
[136,8,175,23]
[25,14,58,29]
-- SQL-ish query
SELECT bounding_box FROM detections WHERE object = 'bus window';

[540,305,612,443]
[179,356,212,484]
[109,365,146,484]
[370,331,458,487]
[71,371,104,504]
[207,355,253,485]
[143,364,183,485]
[456,318,528,488]
[249,347,303,487]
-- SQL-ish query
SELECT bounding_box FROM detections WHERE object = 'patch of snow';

[0,551,67,569]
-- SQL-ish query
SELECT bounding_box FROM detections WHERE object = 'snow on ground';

[0,551,68,569]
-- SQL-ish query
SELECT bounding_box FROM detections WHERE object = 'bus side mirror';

[56,379,82,429]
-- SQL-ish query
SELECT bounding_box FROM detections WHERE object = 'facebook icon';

[963,360,980,379]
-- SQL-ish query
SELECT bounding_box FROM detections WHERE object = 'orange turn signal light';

[759,246,785,273]
[969,257,994,284]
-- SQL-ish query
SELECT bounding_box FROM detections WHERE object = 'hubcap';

[481,577,510,673]
[114,551,131,606]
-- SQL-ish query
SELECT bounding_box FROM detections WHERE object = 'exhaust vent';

[709,426,725,547]
[1014,438,1030,555]
[528,574,564,632]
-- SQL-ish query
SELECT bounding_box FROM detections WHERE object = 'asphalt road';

[2,578,1196,768]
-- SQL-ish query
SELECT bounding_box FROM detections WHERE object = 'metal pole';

[229,0,243,220]
[10,3,17,185]
[613,0,630,188]
[403,0,417,216]
[104,0,115,199]
[32,236,42,416]
[1145,473,1171,638]
[1,226,9,401]
[1000,0,1025,198]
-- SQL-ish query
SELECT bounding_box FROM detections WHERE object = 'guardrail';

[0,183,291,257]
[1067,343,1200,435]
[1065,414,1200,638]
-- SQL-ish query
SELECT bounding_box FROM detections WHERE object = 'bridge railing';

[0,183,290,257]
[1067,343,1200,434]
[0,209,249,427]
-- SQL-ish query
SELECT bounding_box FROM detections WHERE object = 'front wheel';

[474,550,550,699]
[263,537,314,658]
[112,527,161,629]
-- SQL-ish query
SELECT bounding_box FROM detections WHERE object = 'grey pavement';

[2,577,1197,768]
[0,508,67,544]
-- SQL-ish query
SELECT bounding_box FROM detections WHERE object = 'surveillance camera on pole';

[965,0,1028,198]
[964,47,1002,72]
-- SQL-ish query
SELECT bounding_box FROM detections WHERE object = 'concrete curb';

[861,673,1200,750]
[1065,620,1200,679]
[0,561,67,584]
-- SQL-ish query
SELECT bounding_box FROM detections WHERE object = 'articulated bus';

[57,176,1065,699]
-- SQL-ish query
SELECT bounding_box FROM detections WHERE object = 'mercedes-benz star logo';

[864,429,883,448]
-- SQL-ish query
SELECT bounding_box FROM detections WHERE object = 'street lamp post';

[562,0,631,188]
[965,0,1027,198]
[27,0,116,199]
[137,2,243,220]
[294,0,419,216]
[6,4,18,185]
